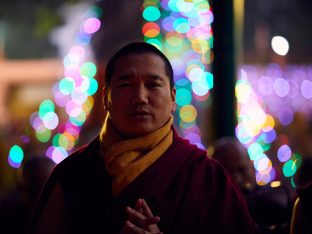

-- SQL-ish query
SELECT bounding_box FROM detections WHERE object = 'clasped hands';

[120,198,163,234]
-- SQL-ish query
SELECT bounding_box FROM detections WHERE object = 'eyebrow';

[116,75,132,81]
[146,74,166,82]
[116,74,166,82]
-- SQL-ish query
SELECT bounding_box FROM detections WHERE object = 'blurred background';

[0,0,311,233]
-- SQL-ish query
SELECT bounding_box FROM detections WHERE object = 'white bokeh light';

[271,36,289,56]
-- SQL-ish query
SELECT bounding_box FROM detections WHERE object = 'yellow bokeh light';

[180,105,197,123]
[166,33,184,48]
[243,121,262,137]
[191,39,209,54]
[235,80,251,103]
[270,181,281,188]
[262,114,275,132]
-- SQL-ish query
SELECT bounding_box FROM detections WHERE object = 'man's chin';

[120,127,154,139]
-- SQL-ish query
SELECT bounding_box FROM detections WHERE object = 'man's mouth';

[130,110,151,116]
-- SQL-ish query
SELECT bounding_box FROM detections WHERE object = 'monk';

[29,42,258,234]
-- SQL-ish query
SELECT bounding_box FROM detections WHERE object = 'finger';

[126,206,147,225]
[125,220,147,234]
[141,199,157,219]
[126,206,145,221]
[142,216,160,226]
[126,207,160,229]
[149,223,162,233]
[141,199,160,222]
[135,198,143,213]
[136,200,161,231]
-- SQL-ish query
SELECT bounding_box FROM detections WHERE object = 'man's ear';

[171,87,176,112]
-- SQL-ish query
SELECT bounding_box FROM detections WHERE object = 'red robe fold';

[30,129,258,234]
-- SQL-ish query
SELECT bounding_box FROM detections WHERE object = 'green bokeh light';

[91,5,103,18]
[52,134,62,147]
[173,18,190,33]
[59,77,75,95]
[179,119,195,129]
[293,153,302,168]
[39,100,55,118]
[164,40,183,53]
[283,160,297,177]
[87,78,98,95]
[146,38,163,50]
[143,6,161,22]
[206,72,214,89]
[175,78,190,88]
[58,134,69,149]
[248,143,264,160]
[168,0,179,12]
[9,145,24,163]
[36,128,51,143]
[176,88,192,106]
[80,62,97,78]
[290,177,296,188]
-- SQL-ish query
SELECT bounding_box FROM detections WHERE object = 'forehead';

[113,53,167,74]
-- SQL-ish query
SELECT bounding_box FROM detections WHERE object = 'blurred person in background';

[0,156,55,234]
[29,42,258,234]
[209,137,293,234]
[209,137,256,196]
[290,158,312,234]
[294,157,312,188]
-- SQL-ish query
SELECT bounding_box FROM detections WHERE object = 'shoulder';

[174,132,226,169]
[173,131,233,186]
[38,136,101,197]
[53,136,101,175]
[173,136,258,232]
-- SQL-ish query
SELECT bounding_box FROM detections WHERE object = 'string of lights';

[142,0,214,149]
[8,5,103,167]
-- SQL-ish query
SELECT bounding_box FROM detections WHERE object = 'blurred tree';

[0,0,83,59]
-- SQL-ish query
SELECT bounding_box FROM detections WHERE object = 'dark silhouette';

[0,156,55,234]
[291,158,312,234]
[210,137,292,234]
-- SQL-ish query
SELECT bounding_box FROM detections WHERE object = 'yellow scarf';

[99,115,173,197]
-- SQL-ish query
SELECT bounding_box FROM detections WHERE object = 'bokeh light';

[142,0,214,148]
[8,145,24,168]
[236,64,312,185]
[301,80,312,99]
[277,144,292,162]
[83,17,101,34]
[143,6,161,22]
[8,5,103,167]
[283,160,297,177]
[271,36,289,56]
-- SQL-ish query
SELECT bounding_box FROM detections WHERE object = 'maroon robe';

[30,129,258,234]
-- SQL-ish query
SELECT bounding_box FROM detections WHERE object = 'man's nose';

[132,84,148,104]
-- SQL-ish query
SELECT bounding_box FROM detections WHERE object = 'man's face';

[104,53,176,138]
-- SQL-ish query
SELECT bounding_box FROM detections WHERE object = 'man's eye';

[148,83,161,88]
[119,83,130,87]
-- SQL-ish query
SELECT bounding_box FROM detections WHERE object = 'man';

[291,181,312,234]
[29,42,258,234]
[209,137,256,195]
[291,160,312,234]
[210,138,293,233]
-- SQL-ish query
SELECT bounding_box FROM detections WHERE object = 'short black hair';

[104,42,174,89]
